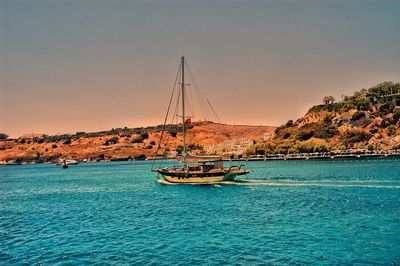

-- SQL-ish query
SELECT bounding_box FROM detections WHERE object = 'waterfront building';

[204,139,254,155]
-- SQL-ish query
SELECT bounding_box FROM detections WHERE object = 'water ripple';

[1,159,399,265]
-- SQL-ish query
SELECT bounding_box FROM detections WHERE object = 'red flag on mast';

[184,118,191,125]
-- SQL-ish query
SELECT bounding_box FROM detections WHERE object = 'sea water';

[1,158,399,265]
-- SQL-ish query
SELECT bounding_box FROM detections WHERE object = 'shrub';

[323,114,334,124]
[169,131,177,137]
[150,141,156,145]
[19,138,26,144]
[379,102,394,115]
[274,125,285,134]
[369,127,379,134]
[393,109,400,122]
[52,144,58,149]
[283,132,291,139]
[286,120,293,127]
[188,144,199,150]
[387,125,397,136]
[147,145,153,149]
[63,139,72,145]
[368,144,375,151]
[135,154,146,160]
[132,137,144,143]
[352,98,372,111]
[108,137,119,144]
[37,138,45,144]
[367,82,393,98]
[351,111,365,121]
[380,118,390,128]
[175,145,184,155]
[315,145,329,153]
[314,126,338,139]
[140,132,149,140]
[296,139,331,153]
[297,130,314,141]
[308,105,323,113]
[0,133,9,140]
[342,131,372,146]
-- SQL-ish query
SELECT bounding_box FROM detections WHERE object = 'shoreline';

[232,150,400,161]
[1,151,400,166]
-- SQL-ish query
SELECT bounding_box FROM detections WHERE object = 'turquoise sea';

[1,158,400,265]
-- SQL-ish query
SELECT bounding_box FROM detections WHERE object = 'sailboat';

[151,56,250,184]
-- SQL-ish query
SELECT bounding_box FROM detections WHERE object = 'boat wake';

[157,179,400,189]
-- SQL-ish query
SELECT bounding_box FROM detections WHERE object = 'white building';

[204,139,254,155]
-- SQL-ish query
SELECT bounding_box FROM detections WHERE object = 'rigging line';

[186,62,210,120]
[207,98,225,128]
[171,63,182,124]
[194,80,213,121]
[185,72,199,119]
[185,60,224,132]
[171,76,182,153]
[185,61,212,121]
[188,71,207,118]
[151,60,181,171]
[172,84,181,124]
[186,86,194,119]
[184,72,195,118]
[189,84,195,118]
[190,69,214,122]
[163,80,181,158]
[204,96,219,123]
[189,72,210,121]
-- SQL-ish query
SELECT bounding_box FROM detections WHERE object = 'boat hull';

[157,169,249,184]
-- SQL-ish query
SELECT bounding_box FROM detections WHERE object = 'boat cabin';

[186,160,224,173]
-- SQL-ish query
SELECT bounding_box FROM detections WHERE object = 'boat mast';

[181,56,186,164]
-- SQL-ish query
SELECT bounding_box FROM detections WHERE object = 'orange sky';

[1,1,399,137]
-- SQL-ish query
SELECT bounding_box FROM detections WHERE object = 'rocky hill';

[0,121,274,164]
[247,82,400,155]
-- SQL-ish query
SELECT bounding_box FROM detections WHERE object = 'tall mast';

[181,56,186,162]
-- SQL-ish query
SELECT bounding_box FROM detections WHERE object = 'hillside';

[0,121,274,164]
[247,82,400,155]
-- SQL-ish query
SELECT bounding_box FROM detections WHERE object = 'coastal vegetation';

[247,82,400,156]
[0,122,273,164]
[2,81,397,163]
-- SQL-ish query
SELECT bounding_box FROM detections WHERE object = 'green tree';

[323,96,330,104]
[323,96,335,104]
[352,98,372,111]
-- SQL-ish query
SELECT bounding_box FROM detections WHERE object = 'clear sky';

[1,0,399,137]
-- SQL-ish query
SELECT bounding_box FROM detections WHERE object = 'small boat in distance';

[57,159,78,168]
[152,56,250,183]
